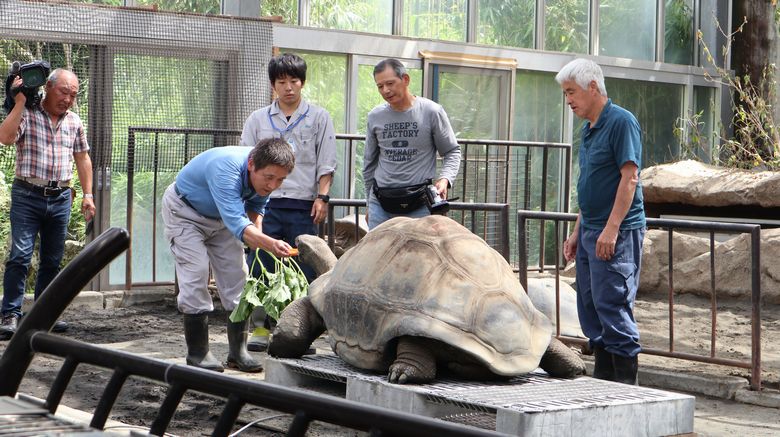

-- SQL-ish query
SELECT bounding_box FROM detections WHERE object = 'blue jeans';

[367,194,429,230]
[1,183,72,317]
[247,207,317,283]
[575,226,645,358]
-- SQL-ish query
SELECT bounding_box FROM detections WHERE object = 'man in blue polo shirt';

[557,58,646,385]
[162,138,295,373]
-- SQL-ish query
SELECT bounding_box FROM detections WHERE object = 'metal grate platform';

[265,354,695,436]
[0,396,113,436]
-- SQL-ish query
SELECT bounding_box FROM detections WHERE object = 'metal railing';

[0,227,502,436]
[122,127,569,288]
[322,199,511,261]
[516,210,763,390]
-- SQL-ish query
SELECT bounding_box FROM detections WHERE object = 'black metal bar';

[152,131,160,282]
[288,410,312,437]
[27,333,500,436]
[554,220,561,337]
[45,357,79,414]
[149,382,186,436]
[710,231,717,358]
[751,227,762,390]
[518,214,528,291]
[126,132,135,291]
[213,393,244,437]
[0,227,130,396]
[538,147,549,272]
[90,368,129,429]
[500,204,510,262]
[517,209,764,388]
[668,228,675,353]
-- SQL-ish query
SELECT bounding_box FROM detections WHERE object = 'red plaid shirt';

[13,106,89,181]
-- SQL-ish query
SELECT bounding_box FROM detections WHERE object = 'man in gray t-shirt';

[364,58,461,229]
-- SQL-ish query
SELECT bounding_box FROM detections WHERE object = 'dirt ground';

[1,292,780,436]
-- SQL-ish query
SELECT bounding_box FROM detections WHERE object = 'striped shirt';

[13,106,89,181]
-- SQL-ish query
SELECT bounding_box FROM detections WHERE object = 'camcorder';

[3,60,51,114]
[425,184,451,215]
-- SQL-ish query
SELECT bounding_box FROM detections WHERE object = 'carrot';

[288,248,299,257]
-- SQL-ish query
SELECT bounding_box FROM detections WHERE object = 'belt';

[174,184,199,212]
[15,178,71,197]
[17,176,70,188]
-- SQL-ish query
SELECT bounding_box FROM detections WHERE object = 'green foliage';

[676,19,780,170]
[310,0,392,33]
[664,0,695,65]
[544,0,589,53]
[134,0,220,14]
[403,0,467,41]
[477,0,535,48]
[230,249,308,322]
[261,0,298,23]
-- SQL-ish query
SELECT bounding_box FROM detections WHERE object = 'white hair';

[555,58,607,97]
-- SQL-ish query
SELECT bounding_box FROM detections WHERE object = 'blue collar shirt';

[175,146,269,241]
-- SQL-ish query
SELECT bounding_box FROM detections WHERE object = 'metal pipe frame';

[516,209,763,390]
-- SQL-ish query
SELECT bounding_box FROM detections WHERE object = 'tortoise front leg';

[268,297,326,358]
[388,336,436,384]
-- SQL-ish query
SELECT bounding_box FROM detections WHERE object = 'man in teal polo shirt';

[557,58,646,385]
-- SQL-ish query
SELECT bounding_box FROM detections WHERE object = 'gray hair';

[373,58,407,79]
[555,58,607,97]
[47,68,76,86]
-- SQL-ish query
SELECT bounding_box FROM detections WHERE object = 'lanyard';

[268,104,309,139]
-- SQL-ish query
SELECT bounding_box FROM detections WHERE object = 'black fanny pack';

[372,182,429,214]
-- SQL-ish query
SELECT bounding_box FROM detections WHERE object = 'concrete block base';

[266,355,695,437]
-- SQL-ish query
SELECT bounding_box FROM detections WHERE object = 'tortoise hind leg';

[268,297,326,358]
[388,337,437,384]
[539,336,586,378]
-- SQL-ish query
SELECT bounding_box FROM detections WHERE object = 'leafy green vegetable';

[229,249,309,322]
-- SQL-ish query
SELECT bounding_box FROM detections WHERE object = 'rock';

[642,160,780,208]
[527,277,585,338]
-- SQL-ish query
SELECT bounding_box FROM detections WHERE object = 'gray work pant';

[162,184,247,314]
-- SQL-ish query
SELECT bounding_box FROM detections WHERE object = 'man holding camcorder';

[364,58,461,229]
[0,67,95,340]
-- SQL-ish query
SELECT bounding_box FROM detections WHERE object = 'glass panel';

[435,67,503,140]
[691,85,716,162]
[110,54,224,285]
[477,0,535,48]
[544,0,589,54]
[513,71,563,142]
[403,0,467,42]
[664,0,695,65]
[699,0,730,68]
[310,0,393,33]
[354,63,422,199]
[295,52,348,198]
[260,0,298,24]
[134,0,220,14]
[513,71,566,267]
[605,78,684,166]
[599,0,656,60]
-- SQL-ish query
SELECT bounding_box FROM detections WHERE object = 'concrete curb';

[21,288,174,313]
[584,359,780,409]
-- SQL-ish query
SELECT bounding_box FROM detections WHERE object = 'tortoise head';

[295,234,338,278]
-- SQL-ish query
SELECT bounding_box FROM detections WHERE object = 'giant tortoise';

[268,215,585,383]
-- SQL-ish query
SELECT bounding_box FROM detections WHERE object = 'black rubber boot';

[183,314,224,372]
[592,346,615,381]
[226,319,263,373]
[613,353,639,385]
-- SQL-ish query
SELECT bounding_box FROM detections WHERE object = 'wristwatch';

[316,194,330,203]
